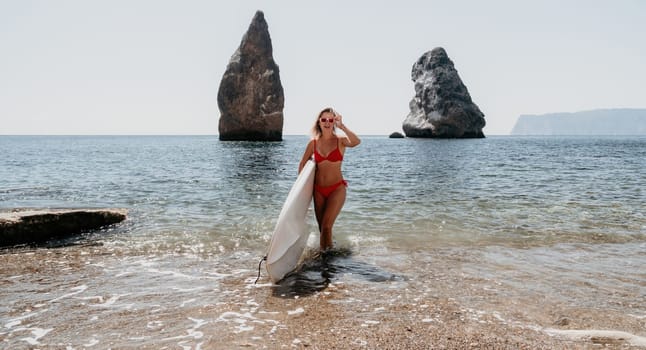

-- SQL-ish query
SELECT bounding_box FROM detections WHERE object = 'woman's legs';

[313,186,346,250]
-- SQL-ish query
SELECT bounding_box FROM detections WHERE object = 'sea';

[1,135,645,348]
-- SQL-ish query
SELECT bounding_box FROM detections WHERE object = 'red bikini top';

[314,139,343,163]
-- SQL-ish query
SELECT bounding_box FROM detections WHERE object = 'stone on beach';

[0,208,127,247]
[218,10,284,141]
[403,47,486,138]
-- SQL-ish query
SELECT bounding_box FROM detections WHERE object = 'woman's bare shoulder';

[305,138,316,151]
[338,136,351,147]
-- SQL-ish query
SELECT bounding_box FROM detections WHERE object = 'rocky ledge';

[0,209,127,247]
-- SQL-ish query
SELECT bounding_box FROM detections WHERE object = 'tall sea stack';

[218,11,284,141]
[402,47,485,138]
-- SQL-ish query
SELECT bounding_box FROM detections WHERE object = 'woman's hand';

[333,111,360,147]
[334,113,344,129]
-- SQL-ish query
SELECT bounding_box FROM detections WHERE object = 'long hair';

[311,107,337,138]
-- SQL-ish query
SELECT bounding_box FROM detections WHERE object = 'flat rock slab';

[0,208,127,247]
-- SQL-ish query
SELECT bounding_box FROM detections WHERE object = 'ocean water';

[1,135,645,347]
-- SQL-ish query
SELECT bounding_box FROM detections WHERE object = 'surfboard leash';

[254,255,267,284]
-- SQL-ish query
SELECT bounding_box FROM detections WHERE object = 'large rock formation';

[402,47,485,138]
[0,209,127,247]
[218,10,284,141]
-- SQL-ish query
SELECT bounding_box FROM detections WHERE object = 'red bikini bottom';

[314,180,347,198]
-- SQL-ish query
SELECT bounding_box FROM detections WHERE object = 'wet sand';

[2,245,645,349]
[214,281,564,349]
[215,251,645,349]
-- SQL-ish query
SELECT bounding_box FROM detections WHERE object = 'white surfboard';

[266,159,315,283]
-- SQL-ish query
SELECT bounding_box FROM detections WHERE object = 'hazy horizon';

[1,1,645,136]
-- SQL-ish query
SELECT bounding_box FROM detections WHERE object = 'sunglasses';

[319,118,335,123]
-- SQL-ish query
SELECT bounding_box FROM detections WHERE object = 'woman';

[298,107,361,251]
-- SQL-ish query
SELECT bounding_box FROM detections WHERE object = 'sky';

[1,0,645,136]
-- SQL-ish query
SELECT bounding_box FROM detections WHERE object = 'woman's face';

[319,112,335,132]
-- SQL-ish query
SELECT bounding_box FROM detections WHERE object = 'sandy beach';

[211,280,564,349]
[2,242,646,349]
[205,253,645,350]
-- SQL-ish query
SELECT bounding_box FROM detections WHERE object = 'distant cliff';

[511,109,646,135]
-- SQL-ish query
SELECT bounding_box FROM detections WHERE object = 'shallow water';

[1,135,645,348]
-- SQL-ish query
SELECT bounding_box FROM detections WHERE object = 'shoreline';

[2,244,645,349]
[200,275,645,349]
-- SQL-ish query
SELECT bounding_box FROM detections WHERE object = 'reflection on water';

[219,141,290,183]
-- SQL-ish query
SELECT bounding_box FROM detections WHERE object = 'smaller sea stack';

[402,47,485,138]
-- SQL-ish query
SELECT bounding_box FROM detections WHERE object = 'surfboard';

[266,159,315,283]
